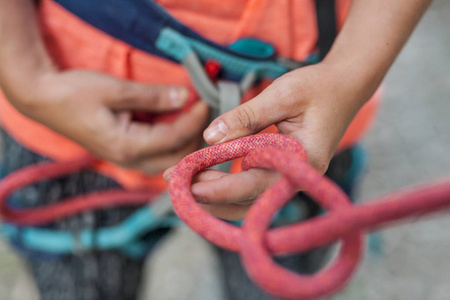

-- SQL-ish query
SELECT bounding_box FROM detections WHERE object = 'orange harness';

[0,0,380,191]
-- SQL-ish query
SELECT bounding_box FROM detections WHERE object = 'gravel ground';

[1,1,449,299]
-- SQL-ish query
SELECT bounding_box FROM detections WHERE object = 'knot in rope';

[169,133,362,300]
[1,133,450,299]
[169,133,450,300]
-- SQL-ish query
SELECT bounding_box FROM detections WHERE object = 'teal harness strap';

[1,0,339,260]
[2,193,181,256]
[156,28,289,79]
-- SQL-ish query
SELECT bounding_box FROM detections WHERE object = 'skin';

[165,0,433,220]
[0,0,209,174]
[0,0,431,220]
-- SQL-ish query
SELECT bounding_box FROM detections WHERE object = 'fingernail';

[162,170,172,181]
[169,87,188,108]
[204,120,228,144]
[196,198,209,204]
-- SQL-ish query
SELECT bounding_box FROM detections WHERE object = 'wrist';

[319,58,379,109]
[0,0,57,111]
[0,57,57,113]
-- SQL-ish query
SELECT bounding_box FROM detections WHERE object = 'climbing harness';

[2,133,450,299]
[51,0,325,120]
[0,1,426,299]
[0,157,160,224]
[0,1,387,297]
[0,0,339,258]
[0,157,173,258]
[169,133,450,300]
[1,192,179,255]
[2,131,449,299]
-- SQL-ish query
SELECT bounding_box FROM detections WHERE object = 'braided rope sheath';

[0,91,200,225]
[169,133,450,300]
[0,157,160,225]
[1,133,450,299]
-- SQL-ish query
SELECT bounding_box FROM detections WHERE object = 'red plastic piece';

[204,59,221,79]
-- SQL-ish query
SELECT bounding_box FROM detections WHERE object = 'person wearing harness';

[0,0,431,300]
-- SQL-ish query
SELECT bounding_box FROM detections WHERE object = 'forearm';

[323,0,432,105]
[0,0,55,106]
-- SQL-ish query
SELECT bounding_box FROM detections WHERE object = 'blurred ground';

[1,1,450,299]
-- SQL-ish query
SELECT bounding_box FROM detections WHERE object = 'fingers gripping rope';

[169,133,450,300]
[169,134,362,299]
[2,134,450,299]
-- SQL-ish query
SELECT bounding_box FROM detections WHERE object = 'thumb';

[109,80,189,112]
[203,92,288,145]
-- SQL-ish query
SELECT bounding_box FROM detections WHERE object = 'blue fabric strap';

[52,0,278,64]
[156,28,288,79]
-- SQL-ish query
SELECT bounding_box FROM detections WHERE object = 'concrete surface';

[1,1,449,299]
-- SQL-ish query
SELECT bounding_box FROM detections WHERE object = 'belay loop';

[169,133,450,300]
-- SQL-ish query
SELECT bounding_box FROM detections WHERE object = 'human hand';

[165,62,366,220]
[8,70,209,174]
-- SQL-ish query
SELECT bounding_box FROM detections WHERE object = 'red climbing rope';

[0,157,160,225]
[1,133,450,299]
[169,133,450,300]
[0,90,200,225]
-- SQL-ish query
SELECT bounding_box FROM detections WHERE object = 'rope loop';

[0,157,160,225]
[169,133,363,299]
[2,133,450,299]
